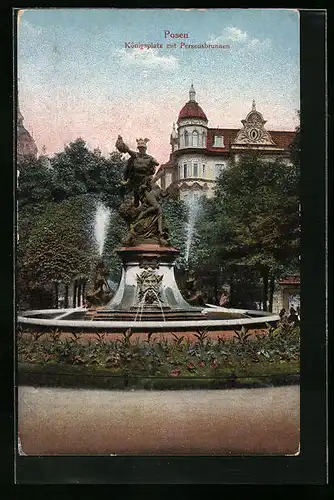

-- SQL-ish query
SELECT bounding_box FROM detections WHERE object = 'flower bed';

[17,323,300,390]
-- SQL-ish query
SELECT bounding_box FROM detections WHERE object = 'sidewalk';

[18,385,299,456]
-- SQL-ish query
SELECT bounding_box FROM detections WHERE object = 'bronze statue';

[115,135,178,247]
[116,136,158,207]
[86,261,113,307]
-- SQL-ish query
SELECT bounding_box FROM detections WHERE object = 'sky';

[17,8,300,164]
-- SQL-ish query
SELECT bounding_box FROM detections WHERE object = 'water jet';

[18,135,279,334]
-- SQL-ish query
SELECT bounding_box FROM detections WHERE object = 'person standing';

[219,291,229,307]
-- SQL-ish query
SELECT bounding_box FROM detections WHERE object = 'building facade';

[17,105,38,161]
[154,85,296,200]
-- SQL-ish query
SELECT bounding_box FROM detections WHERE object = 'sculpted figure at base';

[183,270,206,306]
[116,135,178,247]
[86,261,113,308]
[136,269,163,305]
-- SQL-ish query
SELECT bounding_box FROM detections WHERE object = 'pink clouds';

[21,98,175,164]
[20,87,298,165]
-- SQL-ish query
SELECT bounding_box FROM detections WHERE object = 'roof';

[270,131,296,149]
[206,128,239,152]
[178,100,208,121]
[279,276,300,285]
[206,128,295,152]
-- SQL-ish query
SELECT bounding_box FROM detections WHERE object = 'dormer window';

[213,135,224,147]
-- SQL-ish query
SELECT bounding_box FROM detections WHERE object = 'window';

[215,164,224,178]
[183,163,188,178]
[202,164,206,176]
[184,131,189,147]
[193,163,198,177]
[165,172,170,186]
[192,130,199,147]
[213,135,224,147]
[179,164,183,179]
[202,132,206,147]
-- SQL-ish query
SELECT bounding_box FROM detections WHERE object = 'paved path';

[18,385,300,456]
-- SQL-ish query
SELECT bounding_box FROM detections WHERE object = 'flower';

[211,360,219,369]
[186,362,196,371]
[170,368,181,377]
[198,361,206,368]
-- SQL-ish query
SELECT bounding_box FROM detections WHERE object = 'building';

[272,275,300,313]
[154,85,296,200]
[17,104,38,161]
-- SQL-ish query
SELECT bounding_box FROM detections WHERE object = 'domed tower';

[177,84,208,150]
[170,122,178,153]
[175,85,210,200]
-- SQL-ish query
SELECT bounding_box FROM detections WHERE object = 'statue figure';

[183,270,206,306]
[115,135,159,207]
[118,181,178,246]
[115,135,179,247]
[86,261,113,308]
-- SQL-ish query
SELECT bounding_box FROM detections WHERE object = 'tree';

[201,152,300,310]
[101,209,127,286]
[162,198,188,267]
[18,155,56,210]
[17,139,127,308]
[51,139,125,209]
[19,194,97,308]
[289,110,300,168]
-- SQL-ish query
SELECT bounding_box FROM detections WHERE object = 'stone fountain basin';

[18,306,279,332]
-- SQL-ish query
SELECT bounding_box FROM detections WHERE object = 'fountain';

[185,196,201,266]
[18,134,279,333]
[94,200,111,257]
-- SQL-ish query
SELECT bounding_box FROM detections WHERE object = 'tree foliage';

[21,195,97,291]
[50,138,125,209]
[17,139,127,307]
[17,133,300,310]
[162,198,188,267]
[211,153,300,274]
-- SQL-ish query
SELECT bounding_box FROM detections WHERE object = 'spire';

[189,83,196,102]
[17,101,23,126]
[252,99,256,111]
[171,122,177,139]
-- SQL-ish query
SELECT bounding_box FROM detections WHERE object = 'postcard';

[15,7,317,482]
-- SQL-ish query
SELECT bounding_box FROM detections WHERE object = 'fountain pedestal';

[86,244,205,322]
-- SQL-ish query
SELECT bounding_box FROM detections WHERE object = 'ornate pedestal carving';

[87,244,204,322]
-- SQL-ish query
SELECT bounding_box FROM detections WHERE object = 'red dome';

[178,100,207,121]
